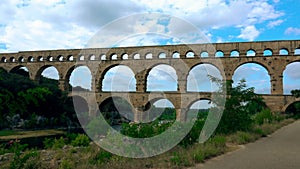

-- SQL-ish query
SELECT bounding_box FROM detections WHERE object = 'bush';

[254,109,274,125]
[89,150,113,165]
[71,134,90,147]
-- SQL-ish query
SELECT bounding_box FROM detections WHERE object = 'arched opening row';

[97,97,212,125]
[6,60,300,95]
[1,47,299,63]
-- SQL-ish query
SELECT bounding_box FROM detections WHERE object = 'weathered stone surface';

[1,40,300,121]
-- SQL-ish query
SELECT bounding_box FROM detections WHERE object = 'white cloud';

[238,25,260,41]
[0,0,286,52]
[285,27,300,35]
[267,20,284,28]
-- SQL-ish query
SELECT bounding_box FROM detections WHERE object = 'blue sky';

[1,0,300,109]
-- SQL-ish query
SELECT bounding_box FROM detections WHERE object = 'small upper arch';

[200,51,209,58]
[145,53,153,59]
[247,49,256,57]
[57,55,64,62]
[230,50,240,57]
[263,48,273,56]
[172,51,180,58]
[294,48,300,55]
[186,51,195,58]
[215,50,224,57]
[279,48,289,55]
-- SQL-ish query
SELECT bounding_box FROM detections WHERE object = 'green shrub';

[90,150,113,165]
[10,149,39,169]
[254,109,274,125]
[52,137,66,149]
[170,152,191,167]
[59,159,74,169]
[71,134,90,147]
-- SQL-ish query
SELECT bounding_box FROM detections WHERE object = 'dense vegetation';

[0,68,78,130]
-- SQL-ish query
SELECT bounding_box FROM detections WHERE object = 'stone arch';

[99,96,135,124]
[186,51,195,58]
[294,48,300,55]
[18,56,25,62]
[233,62,271,94]
[89,54,96,61]
[36,65,60,80]
[187,99,212,117]
[264,48,273,56]
[187,98,212,110]
[133,53,140,59]
[279,48,289,55]
[172,51,180,58]
[67,55,74,61]
[145,53,153,59]
[215,50,224,57]
[28,56,34,62]
[187,63,223,92]
[143,98,176,122]
[230,50,240,57]
[47,56,54,62]
[37,56,43,62]
[100,54,107,60]
[200,51,209,58]
[282,99,300,113]
[79,55,85,61]
[158,52,166,59]
[247,49,256,56]
[66,65,92,91]
[283,61,300,94]
[10,57,16,62]
[110,53,118,60]
[57,55,64,62]
[9,65,30,77]
[100,64,136,92]
[146,64,178,92]
[122,53,129,60]
[1,57,7,62]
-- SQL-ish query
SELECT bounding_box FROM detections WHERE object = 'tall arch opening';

[68,66,92,91]
[10,66,29,78]
[233,63,271,94]
[285,101,300,118]
[146,64,178,92]
[187,99,211,120]
[187,64,223,92]
[99,97,134,127]
[283,62,300,94]
[102,65,136,92]
[143,98,176,123]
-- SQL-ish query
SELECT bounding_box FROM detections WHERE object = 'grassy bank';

[0,118,295,169]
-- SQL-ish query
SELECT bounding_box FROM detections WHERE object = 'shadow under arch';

[99,96,134,126]
[283,101,300,118]
[9,65,29,78]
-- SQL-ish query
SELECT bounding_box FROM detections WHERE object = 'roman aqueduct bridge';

[1,40,300,121]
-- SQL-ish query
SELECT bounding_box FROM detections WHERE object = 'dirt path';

[192,120,300,169]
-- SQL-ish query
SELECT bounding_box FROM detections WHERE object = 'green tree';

[215,79,266,134]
